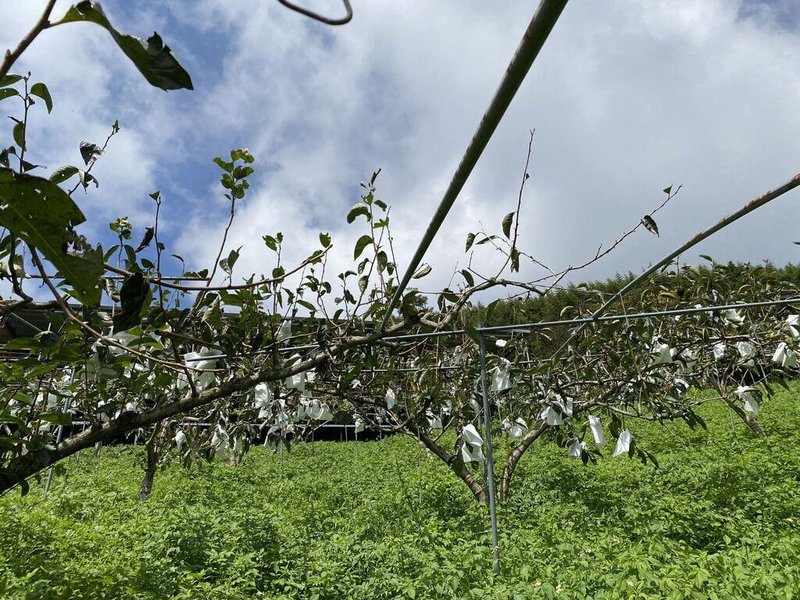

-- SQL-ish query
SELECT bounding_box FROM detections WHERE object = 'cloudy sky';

[3,0,800,307]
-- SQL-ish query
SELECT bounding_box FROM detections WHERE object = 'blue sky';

[3,0,800,304]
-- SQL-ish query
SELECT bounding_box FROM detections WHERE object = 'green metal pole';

[549,170,800,361]
[478,330,500,574]
[381,0,570,330]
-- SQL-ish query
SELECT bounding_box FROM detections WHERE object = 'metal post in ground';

[478,330,500,575]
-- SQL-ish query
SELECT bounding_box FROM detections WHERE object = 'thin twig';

[0,0,57,81]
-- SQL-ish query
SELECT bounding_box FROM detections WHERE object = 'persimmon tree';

[1,2,797,504]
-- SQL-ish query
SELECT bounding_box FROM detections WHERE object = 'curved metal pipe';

[277,0,353,26]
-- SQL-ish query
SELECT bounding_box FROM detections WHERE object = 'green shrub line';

[2,385,799,599]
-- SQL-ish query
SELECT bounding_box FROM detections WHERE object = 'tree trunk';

[139,422,164,500]
[720,391,766,438]
[499,422,549,502]
[0,332,411,496]
[415,431,486,503]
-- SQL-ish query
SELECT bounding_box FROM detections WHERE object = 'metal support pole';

[381,0,570,330]
[478,330,500,575]
[44,369,75,495]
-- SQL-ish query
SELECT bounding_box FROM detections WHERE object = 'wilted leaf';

[641,215,659,237]
[465,232,476,252]
[502,212,514,238]
[113,271,149,330]
[412,264,431,279]
[77,170,98,189]
[134,227,154,252]
[79,142,102,165]
[510,248,520,273]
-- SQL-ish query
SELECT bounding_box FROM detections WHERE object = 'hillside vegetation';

[2,385,799,599]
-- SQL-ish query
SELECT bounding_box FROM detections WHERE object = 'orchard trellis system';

[2,0,800,582]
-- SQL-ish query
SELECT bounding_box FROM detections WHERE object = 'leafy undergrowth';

[2,387,800,599]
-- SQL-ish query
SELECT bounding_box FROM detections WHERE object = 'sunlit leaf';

[353,234,372,260]
[412,264,431,279]
[0,168,103,304]
[30,82,53,113]
[347,204,370,224]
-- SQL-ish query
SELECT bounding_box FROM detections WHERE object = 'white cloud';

[3,1,800,308]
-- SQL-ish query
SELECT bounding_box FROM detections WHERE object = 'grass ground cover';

[1,386,799,599]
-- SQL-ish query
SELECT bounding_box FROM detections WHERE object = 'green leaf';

[319,232,331,247]
[485,298,500,323]
[412,264,431,279]
[55,2,193,91]
[232,165,254,179]
[0,88,19,102]
[510,248,520,273]
[213,156,233,173]
[464,324,480,344]
[376,251,388,273]
[663,185,672,195]
[230,148,254,163]
[30,82,53,113]
[219,246,240,275]
[0,74,23,88]
[12,122,25,150]
[353,234,372,260]
[77,170,98,189]
[39,412,72,426]
[296,299,316,314]
[0,168,103,304]
[113,272,150,330]
[263,235,278,251]
[346,204,370,224]
[49,166,79,184]
[465,233,476,252]
[461,269,474,287]
[502,212,514,238]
